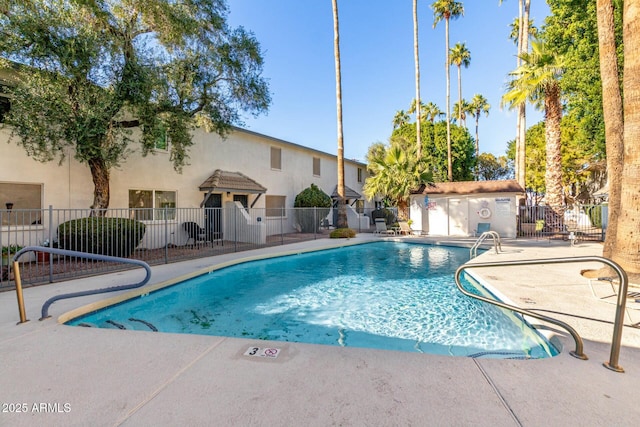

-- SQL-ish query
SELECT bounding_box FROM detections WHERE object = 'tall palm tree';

[432,0,464,182]
[596,0,623,261]
[500,0,531,191]
[449,42,471,123]
[413,0,422,157]
[452,99,471,127]
[393,110,410,129]
[423,101,445,123]
[469,94,490,159]
[611,0,640,274]
[331,0,348,229]
[502,40,564,213]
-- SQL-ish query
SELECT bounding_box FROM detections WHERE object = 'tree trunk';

[596,0,623,260]
[88,157,110,213]
[612,0,640,274]
[413,0,422,158]
[544,85,564,213]
[445,18,452,182]
[332,0,348,229]
[457,65,462,124]
[516,0,530,192]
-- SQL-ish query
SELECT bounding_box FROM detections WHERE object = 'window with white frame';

[313,157,321,176]
[0,182,43,226]
[154,125,169,151]
[128,189,176,221]
[357,167,363,183]
[265,195,286,217]
[270,146,282,170]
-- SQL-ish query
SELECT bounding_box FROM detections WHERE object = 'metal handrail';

[470,231,502,258]
[455,256,629,372]
[11,246,151,321]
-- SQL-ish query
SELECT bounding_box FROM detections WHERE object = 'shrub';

[371,208,396,225]
[58,217,146,258]
[330,228,356,238]
[585,205,603,228]
[294,184,332,232]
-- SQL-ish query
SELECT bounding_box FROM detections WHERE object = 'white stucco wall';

[409,193,518,238]
[1,127,371,212]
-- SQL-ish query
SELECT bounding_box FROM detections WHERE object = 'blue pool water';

[68,242,557,359]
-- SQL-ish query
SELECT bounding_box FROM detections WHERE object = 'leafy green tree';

[476,153,512,181]
[0,0,269,211]
[449,42,471,124]
[503,40,565,210]
[392,120,475,182]
[432,0,464,182]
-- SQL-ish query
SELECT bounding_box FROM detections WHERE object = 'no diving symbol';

[243,346,281,359]
[264,348,278,357]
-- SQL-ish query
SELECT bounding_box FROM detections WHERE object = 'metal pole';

[314,207,317,240]
[48,205,54,282]
[13,260,28,323]
[164,207,169,264]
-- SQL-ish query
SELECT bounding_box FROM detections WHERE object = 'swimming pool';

[67,241,558,359]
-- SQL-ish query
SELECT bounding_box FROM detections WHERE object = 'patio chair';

[374,218,395,236]
[588,276,640,326]
[398,221,421,236]
[183,221,208,247]
[474,222,491,237]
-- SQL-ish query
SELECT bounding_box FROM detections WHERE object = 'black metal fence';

[1,205,398,290]
[517,204,607,241]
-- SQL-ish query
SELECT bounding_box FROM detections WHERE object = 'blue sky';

[227,1,549,163]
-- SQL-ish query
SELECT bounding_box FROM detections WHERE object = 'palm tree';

[432,0,464,182]
[363,141,431,219]
[611,0,640,274]
[331,0,348,229]
[595,0,623,261]
[469,94,490,159]
[502,40,564,213]
[452,99,471,127]
[393,110,411,129]
[413,0,422,157]
[449,42,471,124]
[423,102,445,123]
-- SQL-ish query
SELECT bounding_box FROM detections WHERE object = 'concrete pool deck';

[1,235,639,426]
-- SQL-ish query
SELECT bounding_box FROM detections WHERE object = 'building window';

[265,195,286,217]
[128,189,176,221]
[357,167,363,183]
[313,157,321,176]
[270,146,281,170]
[0,182,42,226]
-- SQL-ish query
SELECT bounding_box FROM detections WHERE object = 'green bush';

[585,205,603,228]
[58,217,146,258]
[330,228,356,238]
[294,184,332,232]
[371,208,396,226]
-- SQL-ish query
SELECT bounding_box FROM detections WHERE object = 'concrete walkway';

[1,236,639,426]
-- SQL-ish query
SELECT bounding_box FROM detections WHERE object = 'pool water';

[68,242,558,359]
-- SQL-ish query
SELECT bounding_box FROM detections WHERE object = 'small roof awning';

[331,185,361,199]
[199,170,267,194]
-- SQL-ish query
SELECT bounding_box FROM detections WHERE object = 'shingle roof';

[199,170,267,193]
[412,180,525,195]
[331,185,362,199]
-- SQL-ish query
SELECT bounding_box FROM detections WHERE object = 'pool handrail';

[470,231,502,258]
[11,246,151,321]
[455,256,629,373]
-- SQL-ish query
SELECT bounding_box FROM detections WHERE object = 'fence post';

[234,206,238,252]
[281,207,284,245]
[164,207,169,264]
[48,205,54,282]
[314,207,317,240]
